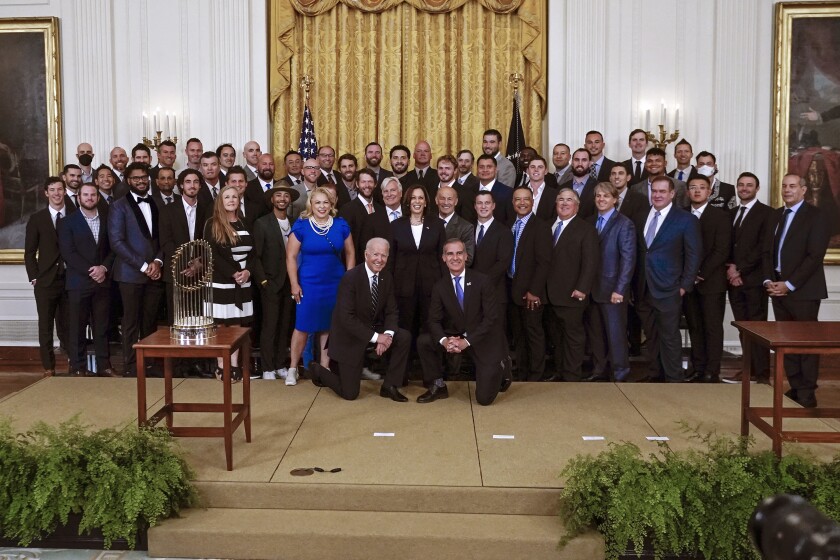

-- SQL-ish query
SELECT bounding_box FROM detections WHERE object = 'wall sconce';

[142,108,178,150]
[641,100,680,149]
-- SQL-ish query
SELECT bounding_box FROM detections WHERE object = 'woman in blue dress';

[285,186,355,385]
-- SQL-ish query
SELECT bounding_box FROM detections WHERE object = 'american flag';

[298,103,318,159]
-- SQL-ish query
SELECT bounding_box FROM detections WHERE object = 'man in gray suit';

[482,129,516,187]
[552,143,573,185]
[631,147,689,208]
[436,186,475,265]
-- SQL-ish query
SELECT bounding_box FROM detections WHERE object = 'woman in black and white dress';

[204,185,253,381]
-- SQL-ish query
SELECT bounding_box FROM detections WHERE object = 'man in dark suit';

[584,130,616,182]
[416,239,512,404]
[242,141,261,182]
[631,148,689,208]
[513,146,537,188]
[389,145,411,183]
[196,151,226,208]
[475,154,514,226]
[695,151,736,209]
[364,142,393,189]
[151,166,178,209]
[109,162,166,377]
[622,129,650,184]
[226,166,261,231]
[57,184,116,377]
[159,169,210,325]
[151,140,177,191]
[634,176,702,382]
[316,145,338,186]
[216,143,236,178]
[585,182,636,382]
[339,168,392,258]
[436,186,475,265]
[683,175,732,383]
[62,164,83,210]
[559,148,597,218]
[472,191,514,327]
[762,173,830,408]
[244,153,277,218]
[281,150,304,187]
[508,186,553,381]
[252,185,299,381]
[94,164,118,208]
[526,156,560,222]
[108,146,128,184]
[455,149,480,223]
[25,177,70,376]
[310,238,411,402]
[722,172,772,384]
[400,141,439,197]
[667,139,695,183]
[546,188,599,381]
[335,153,359,210]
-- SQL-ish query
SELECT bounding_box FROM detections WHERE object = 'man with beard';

[62,164,83,210]
[364,142,393,188]
[25,177,70,376]
[216,143,236,177]
[109,162,166,377]
[340,168,392,258]
[131,143,152,166]
[559,148,597,218]
[57,183,116,377]
[241,141,261,181]
[389,145,410,180]
[335,153,359,209]
[631,147,689,208]
[252,184,299,380]
[400,141,439,195]
[482,129,516,187]
[694,151,736,209]
[76,143,95,184]
[245,153,277,217]
[184,138,203,170]
[436,185,475,265]
[455,149,479,223]
[109,146,128,183]
[316,145,338,185]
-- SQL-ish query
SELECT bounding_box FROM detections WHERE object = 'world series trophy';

[170,240,216,344]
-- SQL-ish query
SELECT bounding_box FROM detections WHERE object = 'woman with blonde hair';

[204,185,254,382]
[285,186,355,385]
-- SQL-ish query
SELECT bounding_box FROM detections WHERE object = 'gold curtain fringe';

[290,0,524,16]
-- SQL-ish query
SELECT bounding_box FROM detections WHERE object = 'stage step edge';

[148,507,604,560]
[192,481,562,516]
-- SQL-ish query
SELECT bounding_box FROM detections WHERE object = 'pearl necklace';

[309,216,333,236]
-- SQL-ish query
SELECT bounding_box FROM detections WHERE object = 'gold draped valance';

[269,0,545,163]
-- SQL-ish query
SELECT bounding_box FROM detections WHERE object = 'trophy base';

[170,321,217,345]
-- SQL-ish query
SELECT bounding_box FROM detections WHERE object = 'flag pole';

[505,72,526,173]
[297,75,318,159]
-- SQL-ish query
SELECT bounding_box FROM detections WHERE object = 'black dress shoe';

[99,368,121,378]
[785,388,798,401]
[500,376,512,393]
[417,384,448,403]
[700,373,719,383]
[379,385,408,402]
[582,372,609,382]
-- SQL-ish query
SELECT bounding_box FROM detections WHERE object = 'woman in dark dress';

[285,186,355,385]
[205,185,253,382]
[389,184,446,345]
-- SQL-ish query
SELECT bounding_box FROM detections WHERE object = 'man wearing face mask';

[76,143,96,184]
[694,151,736,209]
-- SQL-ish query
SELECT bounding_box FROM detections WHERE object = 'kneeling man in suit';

[416,239,512,405]
[310,237,411,401]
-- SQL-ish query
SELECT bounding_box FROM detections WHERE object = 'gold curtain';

[269,0,545,165]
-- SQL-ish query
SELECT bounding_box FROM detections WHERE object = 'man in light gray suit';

[436,186,475,266]
[482,129,516,187]
[552,143,573,185]
[630,147,689,208]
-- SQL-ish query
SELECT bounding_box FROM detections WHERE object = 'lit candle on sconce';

[645,108,651,131]
[172,113,177,138]
[164,112,170,138]
[142,112,148,138]
[675,104,680,131]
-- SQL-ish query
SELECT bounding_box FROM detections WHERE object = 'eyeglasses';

[128,175,149,182]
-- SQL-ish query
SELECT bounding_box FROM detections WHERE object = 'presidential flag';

[298,103,318,159]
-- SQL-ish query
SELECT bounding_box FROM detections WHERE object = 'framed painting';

[773,2,840,263]
[0,17,63,264]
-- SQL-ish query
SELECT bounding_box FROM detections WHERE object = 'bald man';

[76,143,95,183]
[243,141,262,181]
[436,186,475,265]
[245,153,277,218]
[399,141,440,198]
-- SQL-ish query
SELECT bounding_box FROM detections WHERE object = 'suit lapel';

[649,207,679,249]
[127,194,153,240]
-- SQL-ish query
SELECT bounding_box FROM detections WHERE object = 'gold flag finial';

[300,75,313,102]
[508,72,524,91]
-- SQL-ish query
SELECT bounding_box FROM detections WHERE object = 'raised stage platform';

[1,378,838,559]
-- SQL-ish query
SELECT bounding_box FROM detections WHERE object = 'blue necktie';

[477,223,485,245]
[597,216,604,234]
[553,220,563,245]
[510,219,523,276]
[454,275,464,309]
[645,211,660,248]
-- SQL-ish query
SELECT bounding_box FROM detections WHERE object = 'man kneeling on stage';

[416,239,512,405]
[310,237,411,402]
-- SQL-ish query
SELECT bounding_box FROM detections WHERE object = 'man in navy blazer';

[633,176,702,382]
[57,184,116,377]
[585,183,636,382]
[109,162,166,377]
[475,154,514,226]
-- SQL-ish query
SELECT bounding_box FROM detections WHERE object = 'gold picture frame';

[0,17,63,264]
[773,2,840,263]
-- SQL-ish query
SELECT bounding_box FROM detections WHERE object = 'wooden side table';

[732,321,840,456]
[135,326,252,470]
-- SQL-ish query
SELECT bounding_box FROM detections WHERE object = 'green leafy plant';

[0,416,197,548]
[559,424,840,560]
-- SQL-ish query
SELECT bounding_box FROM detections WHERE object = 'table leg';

[242,338,252,443]
[137,348,147,426]
[741,339,752,437]
[223,353,233,471]
[164,357,174,429]
[772,349,785,457]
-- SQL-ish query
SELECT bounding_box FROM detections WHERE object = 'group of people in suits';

[25,128,830,408]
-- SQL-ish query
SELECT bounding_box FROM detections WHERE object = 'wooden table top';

[732,321,840,348]
[134,326,250,350]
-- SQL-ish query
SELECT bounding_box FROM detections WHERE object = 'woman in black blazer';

[389,185,447,345]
